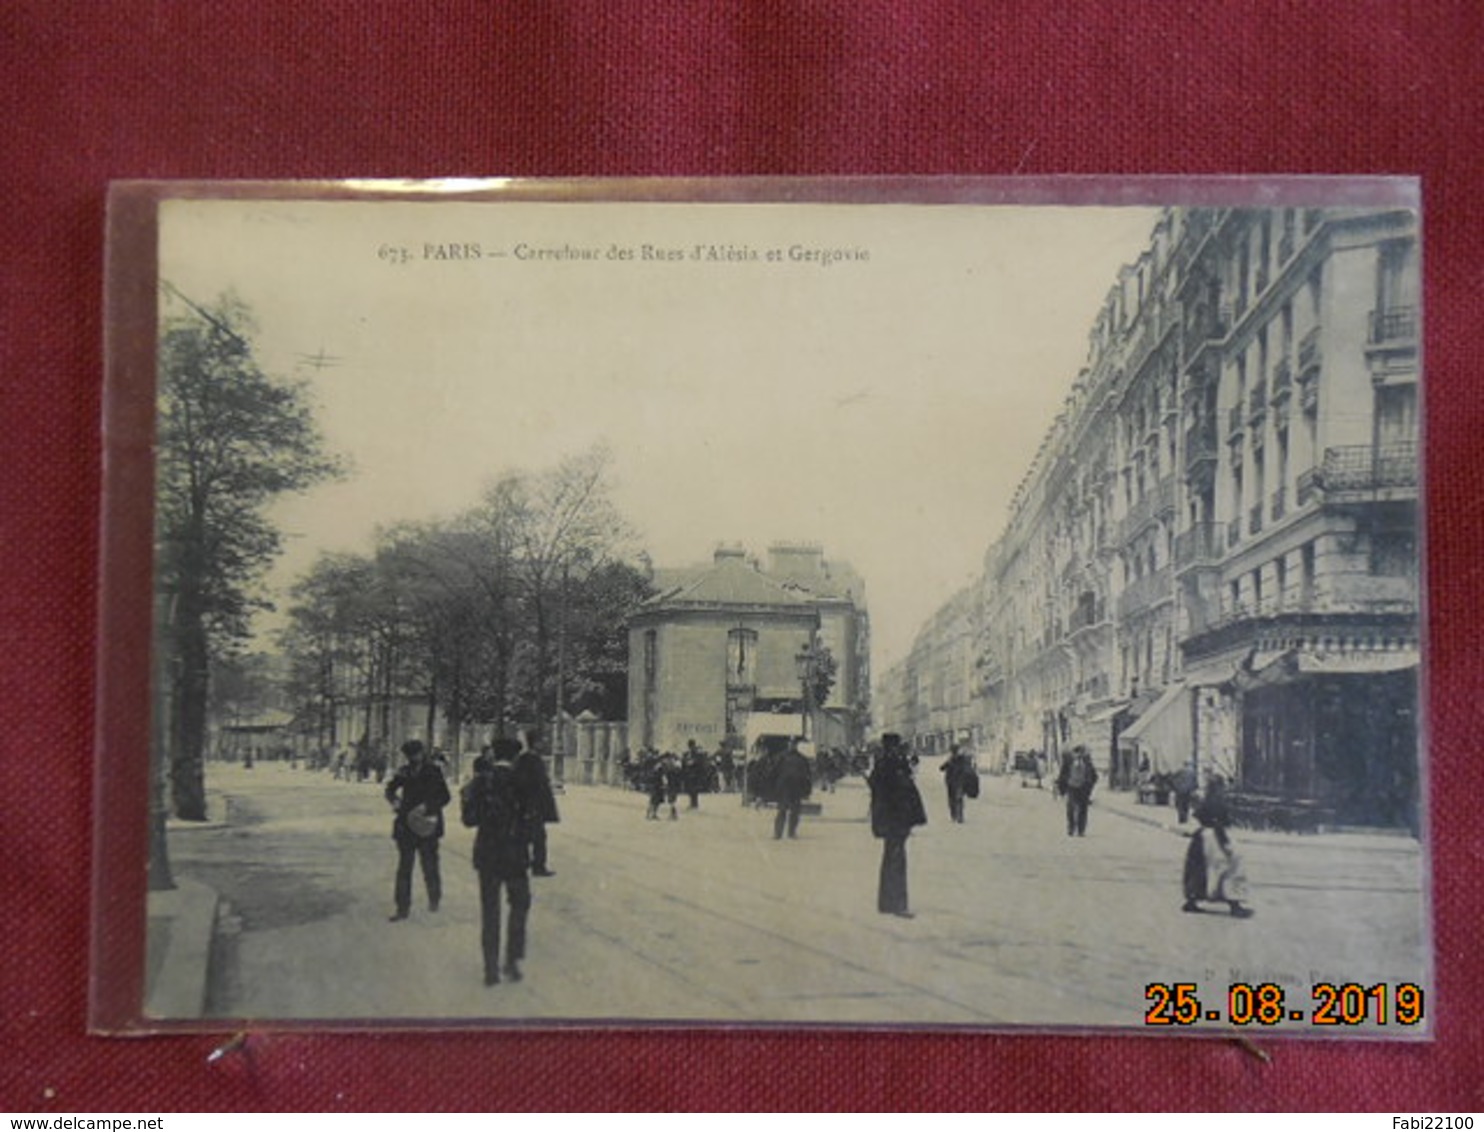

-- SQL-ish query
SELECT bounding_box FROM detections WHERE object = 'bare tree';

[507,444,636,727]
[276,445,649,770]
[280,552,372,755]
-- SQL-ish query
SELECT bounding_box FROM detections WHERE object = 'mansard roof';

[644,554,813,611]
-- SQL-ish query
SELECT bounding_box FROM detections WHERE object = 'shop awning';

[1116,683,1192,774]
[1293,649,1418,676]
[1085,700,1130,724]
[1237,646,1418,688]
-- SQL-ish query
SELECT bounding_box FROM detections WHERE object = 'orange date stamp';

[1144,981,1426,1027]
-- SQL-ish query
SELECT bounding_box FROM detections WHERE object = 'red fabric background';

[3,0,1481,1112]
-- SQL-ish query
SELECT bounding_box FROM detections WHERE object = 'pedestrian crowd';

[369,721,1252,989]
[616,739,858,809]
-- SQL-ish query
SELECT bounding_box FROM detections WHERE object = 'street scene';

[164,758,1426,1032]
[114,185,1428,1037]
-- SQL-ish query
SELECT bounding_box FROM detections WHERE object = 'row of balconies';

[1206,576,1417,634]
[1051,440,1418,585]
[1209,441,1419,552]
[988,567,1417,681]
[994,550,1417,679]
[1177,305,1381,454]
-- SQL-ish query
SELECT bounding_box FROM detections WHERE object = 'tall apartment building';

[881,204,1420,829]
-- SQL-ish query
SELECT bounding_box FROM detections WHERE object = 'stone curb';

[144,876,220,1020]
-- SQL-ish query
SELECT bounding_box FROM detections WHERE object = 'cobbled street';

[164,760,1429,1034]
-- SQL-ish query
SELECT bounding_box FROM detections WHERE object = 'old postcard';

[95,178,1429,1035]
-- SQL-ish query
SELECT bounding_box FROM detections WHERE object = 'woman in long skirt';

[1181,775,1254,918]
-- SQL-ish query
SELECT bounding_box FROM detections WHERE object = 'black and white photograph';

[110,180,1429,1034]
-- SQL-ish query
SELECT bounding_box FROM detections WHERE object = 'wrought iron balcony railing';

[1174,522,1222,568]
[1368,306,1418,346]
[1320,442,1419,492]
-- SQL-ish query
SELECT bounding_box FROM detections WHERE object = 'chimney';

[767,542,824,583]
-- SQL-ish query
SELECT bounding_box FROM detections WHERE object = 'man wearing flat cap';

[384,739,451,922]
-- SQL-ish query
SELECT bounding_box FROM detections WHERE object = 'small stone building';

[627,543,870,754]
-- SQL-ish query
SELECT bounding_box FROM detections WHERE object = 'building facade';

[627,543,871,754]
[881,205,1420,829]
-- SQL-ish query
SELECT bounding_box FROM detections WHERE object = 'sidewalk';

[141,766,1425,1024]
[144,789,230,1021]
[1081,777,1421,854]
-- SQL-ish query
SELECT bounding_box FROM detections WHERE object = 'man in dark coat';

[515,729,560,876]
[384,739,451,921]
[1055,745,1099,837]
[773,737,813,840]
[940,744,976,824]
[744,749,777,808]
[461,739,535,985]
[868,734,928,917]
[682,740,711,810]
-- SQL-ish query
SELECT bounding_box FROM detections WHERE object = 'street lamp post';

[796,639,816,745]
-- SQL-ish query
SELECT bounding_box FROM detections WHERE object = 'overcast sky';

[159,196,1159,681]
